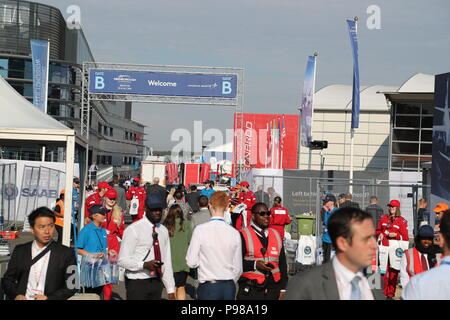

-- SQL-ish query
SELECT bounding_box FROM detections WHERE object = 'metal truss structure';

[81,62,245,180]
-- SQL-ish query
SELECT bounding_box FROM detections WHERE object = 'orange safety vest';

[54,200,64,227]
[406,247,443,277]
[240,226,282,284]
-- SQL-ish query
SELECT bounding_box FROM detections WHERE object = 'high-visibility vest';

[406,247,443,277]
[240,226,282,284]
[54,200,64,227]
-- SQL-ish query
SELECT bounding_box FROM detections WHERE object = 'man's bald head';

[153,177,160,184]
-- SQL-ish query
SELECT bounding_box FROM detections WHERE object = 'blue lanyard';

[441,261,450,266]
[210,218,226,223]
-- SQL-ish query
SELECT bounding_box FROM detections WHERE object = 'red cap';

[387,200,401,207]
[104,188,118,199]
[230,187,236,191]
[240,181,249,187]
[98,181,110,190]
[133,178,140,182]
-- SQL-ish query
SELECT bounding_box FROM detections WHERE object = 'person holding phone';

[236,202,288,300]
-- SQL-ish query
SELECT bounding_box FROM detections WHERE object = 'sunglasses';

[256,211,271,217]
[106,197,117,201]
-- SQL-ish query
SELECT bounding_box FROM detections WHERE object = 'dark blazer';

[1,241,77,300]
[284,261,385,300]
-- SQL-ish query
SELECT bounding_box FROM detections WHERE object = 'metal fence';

[0,163,17,229]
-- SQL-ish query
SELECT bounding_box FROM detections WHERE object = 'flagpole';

[349,17,358,195]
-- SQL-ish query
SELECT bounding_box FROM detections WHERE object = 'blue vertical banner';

[300,55,317,147]
[346,19,360,129]
[30,40,50,113]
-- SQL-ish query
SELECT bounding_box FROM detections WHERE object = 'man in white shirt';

[285,207,385,300]
[118,193,176,300]
[402,211,450,300]
[186,191,242,300]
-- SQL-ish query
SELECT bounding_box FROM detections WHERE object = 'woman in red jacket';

[102,189,125,300]
[269,197,291,239]
[376,200,409,299]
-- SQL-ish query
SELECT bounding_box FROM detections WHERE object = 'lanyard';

[93,227,105,252]
[210,218,226,223]
[441,261,450,266]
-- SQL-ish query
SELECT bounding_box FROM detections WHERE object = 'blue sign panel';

[89,69,238,98]
[30,40,49,112]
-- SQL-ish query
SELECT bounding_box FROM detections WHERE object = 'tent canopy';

[0,76,75,246]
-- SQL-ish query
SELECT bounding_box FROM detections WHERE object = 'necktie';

[420,253,429,271]
[152,225,162,276]
[350,276,361,300]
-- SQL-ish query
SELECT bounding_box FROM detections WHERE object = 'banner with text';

[346,19,360,129]
[89,69,237,98]
[300,55,317,147]
[30,40,49,112]
[233,113,299,170]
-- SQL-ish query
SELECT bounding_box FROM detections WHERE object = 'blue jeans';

[197,280,236,300]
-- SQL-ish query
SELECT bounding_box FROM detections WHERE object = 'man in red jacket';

[84,181,111,222]
[236,181,256,230]
[126,177,146,222]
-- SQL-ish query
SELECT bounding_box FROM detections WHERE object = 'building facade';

[0,0,145,168]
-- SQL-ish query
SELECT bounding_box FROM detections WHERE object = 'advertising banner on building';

[431,73,450,207]
[30,40,50,113]
[89,69,237,98]
[233,113,299,170]
[346,19,360,129]
[300,55,317,147]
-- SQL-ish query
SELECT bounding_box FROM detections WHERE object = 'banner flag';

[30,40,50,113]
[346,19,360,129]
[300,55,317,147]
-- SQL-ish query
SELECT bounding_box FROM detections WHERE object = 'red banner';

[233,113,299,170]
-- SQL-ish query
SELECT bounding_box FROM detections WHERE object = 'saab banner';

[89,69,237,98]
[233,113,299,170]
[431,73,450,207]
[346,19,360,129]
[30,40,50,112]
[300,55,317,147]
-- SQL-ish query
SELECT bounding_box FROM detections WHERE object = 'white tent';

[0,76,75,246]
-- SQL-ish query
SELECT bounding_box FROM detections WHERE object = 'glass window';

[0,58,8,77]
[395,115,420,128]
[98,122,102,133]
[421,116,433,128]
[391,155,419,169]
[396,103,420,114]
[393,129,419,142]
[392,142,419,155]
[420,143,432,155]
[421,130,432,142]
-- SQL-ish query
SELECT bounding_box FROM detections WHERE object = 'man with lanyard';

[118,193,176,300]
[236,181,257,230]
[402,211,450,299]
[84,181,111,221]
[126,177,147,222]
[237,202,288,300]
[101,188,125,300]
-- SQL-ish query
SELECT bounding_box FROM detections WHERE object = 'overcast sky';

[40,0,450,151]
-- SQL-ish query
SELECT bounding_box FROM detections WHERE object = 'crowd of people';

[2,178,449,301]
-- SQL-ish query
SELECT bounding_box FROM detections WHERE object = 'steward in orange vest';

[400,225,444,288]
[54,190,65,244]
[237,202,288,300]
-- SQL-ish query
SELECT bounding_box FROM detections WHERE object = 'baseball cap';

[98,181,110,190]
[104,189,118,200]
[59,189,65,195]
[240,181,250,187]
[73,177,80,184]
[323,194,337,203]
[230,187,236,191]
[433,203,449,213]
[145,193,164,210]
[133,178,140,182]
[418,225,434,239]
[387,200,401,207]
[89,205,108,216]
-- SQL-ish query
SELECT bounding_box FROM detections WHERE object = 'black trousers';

[236,283,280,300]
[125,278,163,300]
[323,242,332,263]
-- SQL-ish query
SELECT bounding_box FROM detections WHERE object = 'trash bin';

[295,214,315,236]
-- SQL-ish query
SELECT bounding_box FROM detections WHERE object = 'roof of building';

[397,73,434,93]
[314,84,398,112]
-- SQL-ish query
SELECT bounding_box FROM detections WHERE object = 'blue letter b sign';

[95,76,105,89]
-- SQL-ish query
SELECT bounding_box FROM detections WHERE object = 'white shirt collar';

[250,221,268,236]
[143,215,160,228]
[332,256,364,283]
[32,240,50,253]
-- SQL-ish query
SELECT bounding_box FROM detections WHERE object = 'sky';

[38,0,450,151]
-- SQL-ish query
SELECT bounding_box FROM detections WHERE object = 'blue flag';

[30,40,50,113]
[300,55,317,147]
[346,20,360,129]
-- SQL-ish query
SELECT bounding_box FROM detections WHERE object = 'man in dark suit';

[2,207,77,300]
[339,193,360,209]
[185,185,201,213]
[146,177,168,209]
[285,207,384,300]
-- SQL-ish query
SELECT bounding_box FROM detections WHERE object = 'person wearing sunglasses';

[237,202,288,300]
[101,188,125,300]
